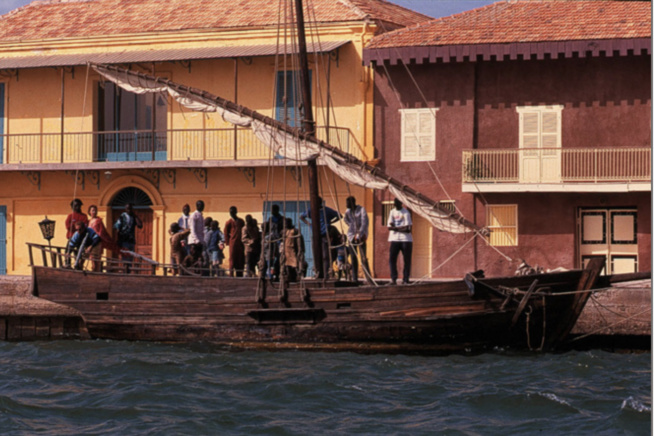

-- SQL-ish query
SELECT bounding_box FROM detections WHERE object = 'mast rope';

[410,232,479,284]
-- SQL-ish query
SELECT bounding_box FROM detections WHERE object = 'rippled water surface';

[0,341,650,435]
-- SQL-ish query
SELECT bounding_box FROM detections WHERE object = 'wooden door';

[579,208,638,275]
[134,209,153,259]
[411,214,432,280]
[519,108,562,183]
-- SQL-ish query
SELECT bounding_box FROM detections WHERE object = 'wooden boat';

[26,0,645,353]
[30,243,617,353]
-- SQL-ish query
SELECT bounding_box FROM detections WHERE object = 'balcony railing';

[462,148,651,184]
[2,126,361,164]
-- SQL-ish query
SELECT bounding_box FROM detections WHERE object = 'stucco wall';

[373,53,651,279]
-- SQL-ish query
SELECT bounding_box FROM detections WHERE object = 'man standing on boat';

[387,199,412,285]
[224,206,246,277]
[300,196,341,278]
[344,196,371,283]
[177,204,191,256]
[114,203,143,273]
[187,200,205,257]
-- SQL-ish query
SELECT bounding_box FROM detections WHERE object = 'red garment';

[224,217,245,273]
[65,212,88,239]
[88,216,119,252]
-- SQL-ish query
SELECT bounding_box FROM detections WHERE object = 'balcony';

[0,126,362,169]
[462,148,651,193]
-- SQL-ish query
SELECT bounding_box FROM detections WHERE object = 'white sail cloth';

[93,64,474,234]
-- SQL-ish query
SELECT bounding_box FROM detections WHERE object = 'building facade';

[0,0,430,275]
[364,1,651,278]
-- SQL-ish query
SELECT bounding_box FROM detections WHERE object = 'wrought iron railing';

[2,126,360,164]
[462,148,651,184]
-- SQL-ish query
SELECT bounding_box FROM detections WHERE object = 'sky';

[0,0,499,19]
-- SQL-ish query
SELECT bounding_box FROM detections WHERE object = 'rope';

[411,232,479,284]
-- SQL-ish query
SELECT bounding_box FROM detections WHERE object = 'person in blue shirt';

[300,196,341,278]
[68,221,101,270]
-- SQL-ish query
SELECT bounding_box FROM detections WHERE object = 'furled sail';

[92,63,485,235]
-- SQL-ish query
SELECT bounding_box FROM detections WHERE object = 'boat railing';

[27,242,230,277]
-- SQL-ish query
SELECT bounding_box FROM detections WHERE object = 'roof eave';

[363,37,652,66]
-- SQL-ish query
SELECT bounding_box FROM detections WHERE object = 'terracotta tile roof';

[367,1,652,49]
[0,0,432,42]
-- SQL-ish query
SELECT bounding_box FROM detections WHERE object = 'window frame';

[486,204,518,247]
[516,105,563,151]
[399,107,437,162]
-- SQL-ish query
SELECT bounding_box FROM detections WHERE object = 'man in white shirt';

[387,198,412,285]
[177,203,191,256]
[188,200,205,258]
[343,196,371,283]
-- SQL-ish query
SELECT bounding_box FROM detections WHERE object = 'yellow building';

[0,0,430,275]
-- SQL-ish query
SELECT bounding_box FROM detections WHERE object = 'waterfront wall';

[0,276,89,340]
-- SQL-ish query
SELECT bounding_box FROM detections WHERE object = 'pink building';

[364,1,651,279]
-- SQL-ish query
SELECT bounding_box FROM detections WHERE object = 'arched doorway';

[110,187,154,259]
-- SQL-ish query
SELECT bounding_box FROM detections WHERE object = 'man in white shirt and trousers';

[387,198,412,285]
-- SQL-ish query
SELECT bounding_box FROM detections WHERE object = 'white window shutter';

[399,108,437,162]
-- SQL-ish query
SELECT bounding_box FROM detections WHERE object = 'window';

[381,201,394,226]
[96,82,167,161]
[400,108,436,162]
[437,200,456,214]
[516,105,563,183]
[486,205,518,246]
[276,70,311,128]
[516,105,562,150]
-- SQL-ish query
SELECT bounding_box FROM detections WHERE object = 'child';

[207,220,225,275]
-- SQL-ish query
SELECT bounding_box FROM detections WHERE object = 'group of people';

[65,194,414,283]
[65,199,142,272]
[170,201,237,276]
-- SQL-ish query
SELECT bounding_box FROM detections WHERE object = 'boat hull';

[32,265,597,353]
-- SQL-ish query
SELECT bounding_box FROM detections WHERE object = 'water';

[0,341,650,435]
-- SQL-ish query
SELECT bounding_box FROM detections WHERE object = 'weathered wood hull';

[31,264,601,353]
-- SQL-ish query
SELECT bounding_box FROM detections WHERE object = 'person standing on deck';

[169,222,190,276]
[242,214,261,278]
[178,203,191,256]
[64,199,89,267]
[264,205,285,280]
[188,201,205,258]
[281,217,304,282]
[224,206,246,277]
[87,204,116,272]
[343,195,371,282]
[65,199,88,240]
[387,198,412,285]
[207,220,225,275]
[114,203,143,273]
[300,196,341,278]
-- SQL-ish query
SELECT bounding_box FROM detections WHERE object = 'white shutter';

[400,108,437,162]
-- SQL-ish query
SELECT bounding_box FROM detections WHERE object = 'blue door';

[0,206,6,274]
[0,83,4,164]
[264,200,313,274]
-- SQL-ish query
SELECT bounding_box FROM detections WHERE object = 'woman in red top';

[87,204,116,272]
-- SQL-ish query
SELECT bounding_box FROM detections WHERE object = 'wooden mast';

[294,0,325,279]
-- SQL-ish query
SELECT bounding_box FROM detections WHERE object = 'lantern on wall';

[38,216,56,247]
